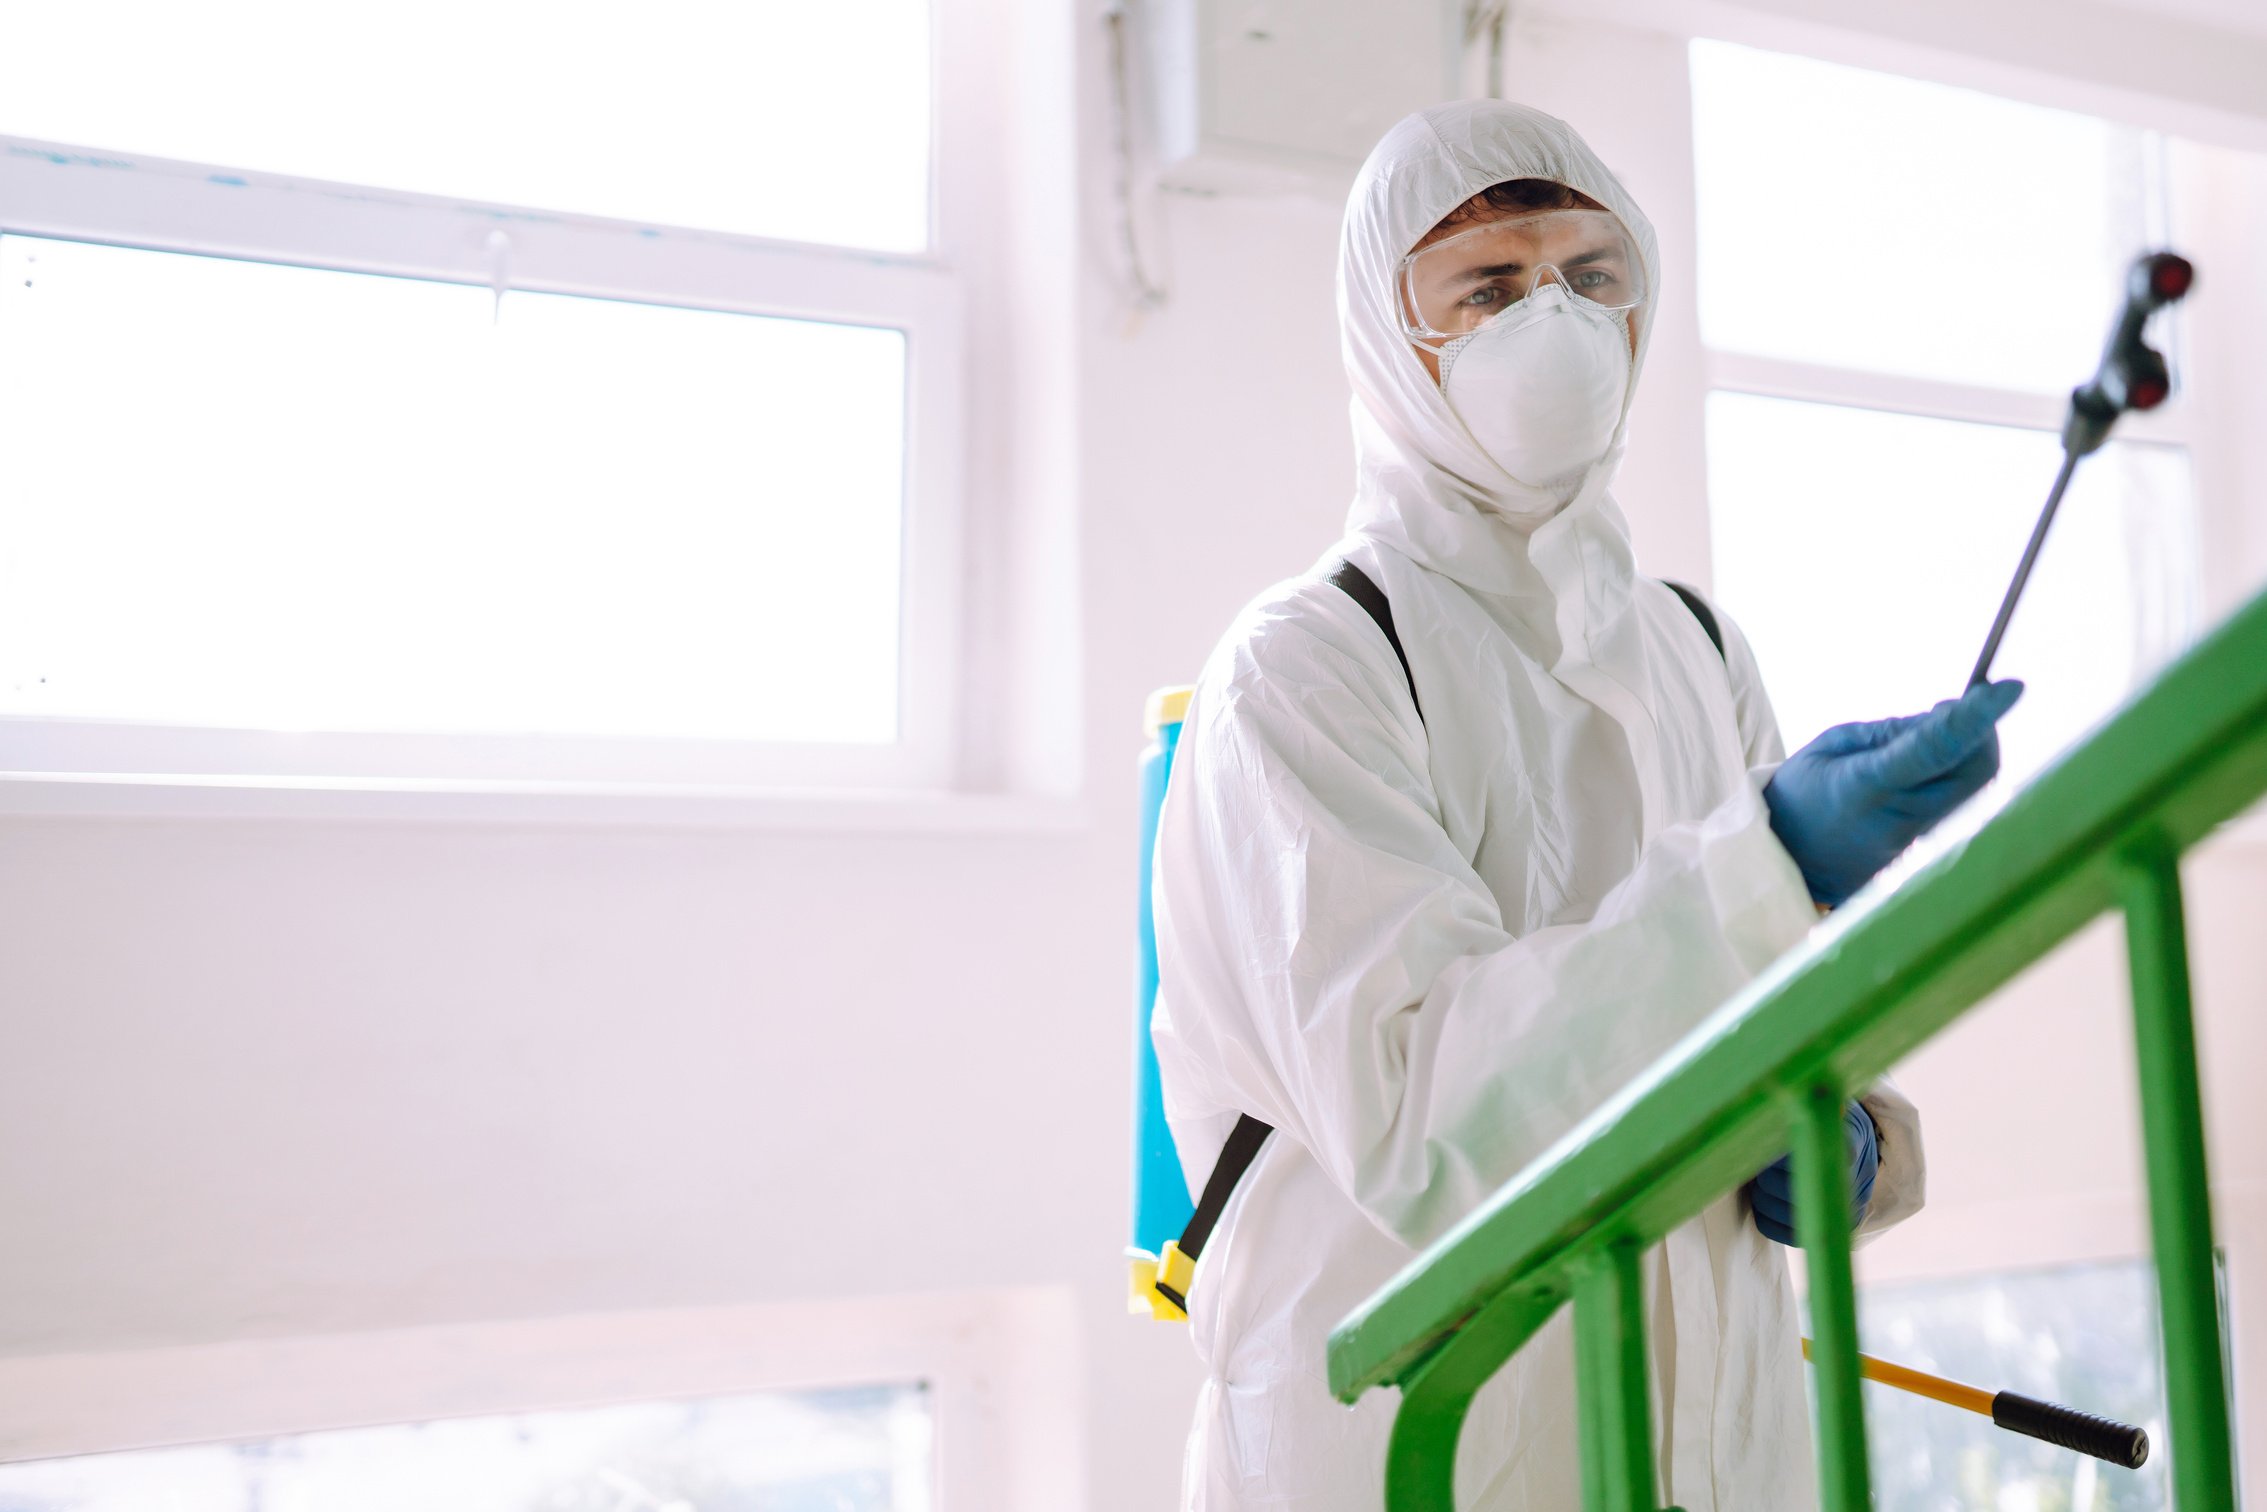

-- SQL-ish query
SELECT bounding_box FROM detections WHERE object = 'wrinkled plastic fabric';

[1150,100,1926,1512]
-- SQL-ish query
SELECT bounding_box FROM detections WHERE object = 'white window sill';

[0,772,1089,833]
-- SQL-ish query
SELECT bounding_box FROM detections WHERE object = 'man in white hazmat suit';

[1150,102,2025,1510]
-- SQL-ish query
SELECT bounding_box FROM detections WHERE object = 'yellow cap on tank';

[1145,685,1195,737]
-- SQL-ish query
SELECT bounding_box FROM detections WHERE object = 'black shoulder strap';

[1164,571,1725,1310]
[1662,579,1726,663]
[1338,567,1726,704]
[1162,559,1414,1307]
[1154,1112,1273,1308]
[1328,560,1423,728]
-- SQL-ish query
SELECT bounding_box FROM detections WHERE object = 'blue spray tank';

[1129,684,1198,1318]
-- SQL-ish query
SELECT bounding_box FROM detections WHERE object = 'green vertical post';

[1380,1353,1477,1512]
[1573,1239,1659,1512]
[2119,838,2236,1510]
[1793,1083,1870,1512]
[1580,1344,1609,1512]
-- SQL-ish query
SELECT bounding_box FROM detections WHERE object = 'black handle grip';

[1991,1391,2151,1469]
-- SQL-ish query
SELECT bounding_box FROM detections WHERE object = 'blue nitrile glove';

[1763,680,2025,908]
[1749,1101,1878,1247]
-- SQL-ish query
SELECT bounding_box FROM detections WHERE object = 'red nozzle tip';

[2150,257,2194,300]
[2131,378,2169,409]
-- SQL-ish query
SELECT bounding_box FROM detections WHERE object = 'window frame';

[1681,36,2218,758]
[1703,350,2195,451]
[0,7,972,797]
[0,1290,1081,1512]
[1689,40,2200,456]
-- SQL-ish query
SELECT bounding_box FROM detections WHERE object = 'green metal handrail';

[1327,582,2267,1512]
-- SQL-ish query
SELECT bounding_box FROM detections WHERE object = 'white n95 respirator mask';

[1436,283,1631,492]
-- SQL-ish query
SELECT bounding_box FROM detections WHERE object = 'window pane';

[0,2,930,252]
[0,1381,933,1511]
[0,236,906,744]
[1707,394,2198,786]
[1861,1262,2171,1509]
[1691,40,2154,391]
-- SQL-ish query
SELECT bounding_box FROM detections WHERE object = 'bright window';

[1860,1261,2175,1510]
[0,237,905,747]
[0,2,931,252]
[0,2,959,791]
[1707,396,2195,782]
[0,1381,934,1511]
[1692,41,2200,784]
[1692,46,2155,393]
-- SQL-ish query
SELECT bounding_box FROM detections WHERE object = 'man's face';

[1405,189,1642,385]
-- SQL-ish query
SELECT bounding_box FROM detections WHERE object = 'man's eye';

[1572,268,1614,291]
[1458,284,1512,310]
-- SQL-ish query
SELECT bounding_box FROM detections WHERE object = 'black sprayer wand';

[1968,252,2197,689]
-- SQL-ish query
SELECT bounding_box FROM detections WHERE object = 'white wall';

[0,11,1353,1512]
[1,4,2263,1511]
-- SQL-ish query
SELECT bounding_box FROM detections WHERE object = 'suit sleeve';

[1711,596,1928,1239]
[1151,606,1821,1251]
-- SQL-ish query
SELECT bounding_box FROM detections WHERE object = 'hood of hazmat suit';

[1151,100,1925,1512]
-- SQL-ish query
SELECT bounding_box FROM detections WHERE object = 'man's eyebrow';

[1448,260,1527,285]
[1448,246,1621,286]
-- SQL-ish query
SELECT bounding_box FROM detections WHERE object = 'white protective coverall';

[1150,100,1925,1512]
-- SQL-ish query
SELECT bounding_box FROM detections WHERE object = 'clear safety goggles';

[1398,208,1646,342]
